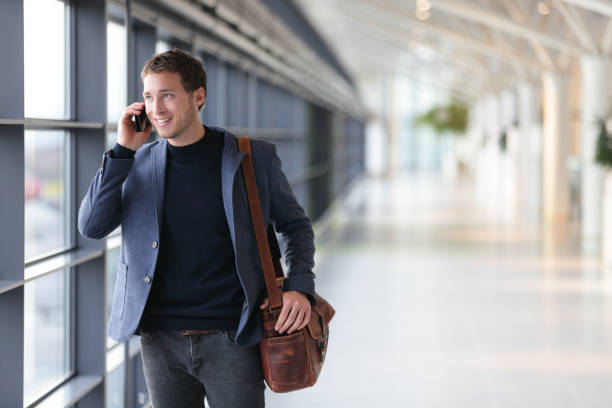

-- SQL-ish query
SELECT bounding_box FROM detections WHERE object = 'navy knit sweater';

[112,126,244,330]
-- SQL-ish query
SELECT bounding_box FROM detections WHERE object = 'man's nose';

[150,98,166,114]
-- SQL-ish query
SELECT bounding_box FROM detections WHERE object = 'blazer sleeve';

[77,149,134,239]
[267,145,316,303]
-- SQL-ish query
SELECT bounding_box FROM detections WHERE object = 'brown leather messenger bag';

[238,137,335,393]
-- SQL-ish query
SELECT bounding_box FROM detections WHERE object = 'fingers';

[123,103,146,121]
[268,291,312,335]
[260,298,269,310]
[279,304,300,334]
[129,101,146,110]
[298,309,312,331]
[275,302,311,334]
[290,308,311,333]
[274,302,293,333]
[287,309,305,334]
[117,102,152,151]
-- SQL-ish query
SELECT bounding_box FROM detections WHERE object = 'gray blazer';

[78,127,315,347]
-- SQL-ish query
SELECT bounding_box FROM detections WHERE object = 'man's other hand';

[259,291,311,335]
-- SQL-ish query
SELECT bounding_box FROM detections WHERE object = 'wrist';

[118,141,137,150]
[113,142,136,159]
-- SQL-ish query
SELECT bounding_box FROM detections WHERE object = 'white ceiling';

[293,0,612,101]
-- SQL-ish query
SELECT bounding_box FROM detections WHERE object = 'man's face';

[142,71,204,141]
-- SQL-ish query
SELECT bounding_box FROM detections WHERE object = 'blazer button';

[144,276,151,284]
[152,241,158,249]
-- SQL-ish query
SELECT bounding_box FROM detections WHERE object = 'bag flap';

[313,293,335,324]
[306,313,322,339]
[306,293,335,340]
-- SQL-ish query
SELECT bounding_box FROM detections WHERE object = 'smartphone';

[133,106,150,132]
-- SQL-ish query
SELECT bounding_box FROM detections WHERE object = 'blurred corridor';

[269,171,612,407]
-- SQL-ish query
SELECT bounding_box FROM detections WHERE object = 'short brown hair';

[140,48,207,110]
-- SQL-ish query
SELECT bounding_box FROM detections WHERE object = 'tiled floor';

[267,173,612,407]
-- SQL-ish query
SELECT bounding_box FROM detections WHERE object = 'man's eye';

[144,96,152,101]
[163,94,172,98]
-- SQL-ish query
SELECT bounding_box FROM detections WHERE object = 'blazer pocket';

[111,262,128,321]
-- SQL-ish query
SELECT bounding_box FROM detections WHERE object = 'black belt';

[179,329,222,335]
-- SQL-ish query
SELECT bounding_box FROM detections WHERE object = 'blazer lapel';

[221,131,245,245]
[151,139,168,236]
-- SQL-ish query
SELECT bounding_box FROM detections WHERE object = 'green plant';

[414,101,468,135]
[595,118,612,169]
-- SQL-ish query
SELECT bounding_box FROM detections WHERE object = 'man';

[78,48,316,407]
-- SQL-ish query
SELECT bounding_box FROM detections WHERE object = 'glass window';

[24,0,68,119]
[24,130,71,261]
[199,53,218,126]
[106,130,118,151]
[107,21,127,124]
[257,80,272,129]
[23,269,71,406]
[105,244,125,406]
[226,65,248,127]
[133,354,150,407]
[105,341,125,408]
[106,363,125,408]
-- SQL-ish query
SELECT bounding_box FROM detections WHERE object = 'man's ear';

[195,87,205,108]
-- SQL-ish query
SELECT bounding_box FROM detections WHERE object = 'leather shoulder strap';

[238,137,283,312]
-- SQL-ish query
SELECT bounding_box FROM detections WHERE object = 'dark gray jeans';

[139,328,265,408]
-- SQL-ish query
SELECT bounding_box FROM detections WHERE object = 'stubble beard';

[158,109,195,141]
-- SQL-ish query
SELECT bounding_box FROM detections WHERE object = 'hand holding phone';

[118,102,153,152]
[133,106,151,132]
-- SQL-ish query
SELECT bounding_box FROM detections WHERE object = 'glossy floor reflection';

[267,173,612,407]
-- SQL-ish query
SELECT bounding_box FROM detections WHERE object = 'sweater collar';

[166,125,222,162]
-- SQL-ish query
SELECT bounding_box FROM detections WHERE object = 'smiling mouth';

[156,118,171,127]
